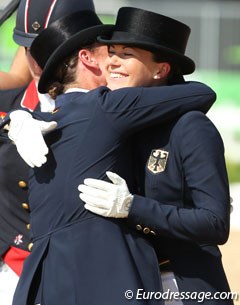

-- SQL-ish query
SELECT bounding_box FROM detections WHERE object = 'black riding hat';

[98,7,195,75]
[30,10,113,93]
[13,0,95,47]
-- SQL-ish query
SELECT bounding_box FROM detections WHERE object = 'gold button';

[143,227,150,234]
[150,230,156,236]
[136,224,142,231]
[18,180,27,188]
[22,203,30,210]
[26,224,30,230]
[28,243,33,251]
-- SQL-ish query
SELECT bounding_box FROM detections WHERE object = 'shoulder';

[176,110,218,131]
[174,111,224,148]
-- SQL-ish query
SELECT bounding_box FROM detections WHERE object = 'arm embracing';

[102,81,216,134]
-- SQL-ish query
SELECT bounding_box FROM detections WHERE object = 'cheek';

[131,69,153,86]
[104,56,112,71]
[98,47,108,62]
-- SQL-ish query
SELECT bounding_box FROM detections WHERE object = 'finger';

[38,121,57,134]
[84,204,108,217]
[20,129,49,155]
[84,178,115,191]
[79,193,110,209]
[106,171,124,185]
[18,142,47,167]
[78,184,95,195]
[78,184,107,199]
[24,154,46,167]
[23,140,48,162]
[29,135,49,156]
[32,155,47,167]
[37,140,49,155]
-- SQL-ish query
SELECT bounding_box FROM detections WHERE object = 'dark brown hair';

[47,51,79,99]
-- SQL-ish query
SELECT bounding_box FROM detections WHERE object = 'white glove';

[78,171,133,218]
[8,110,57,168]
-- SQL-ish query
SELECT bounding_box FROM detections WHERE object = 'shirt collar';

[65,88,89,93]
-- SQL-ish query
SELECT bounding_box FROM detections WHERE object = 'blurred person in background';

[78,7,233,305]
[0,1,95,305]
[0,46,32,89]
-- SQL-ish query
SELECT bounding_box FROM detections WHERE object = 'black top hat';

[30,10,113,93]
[98,7,195,75]
[13,0,95,47]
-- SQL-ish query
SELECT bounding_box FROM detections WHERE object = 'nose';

[108,53,121,66]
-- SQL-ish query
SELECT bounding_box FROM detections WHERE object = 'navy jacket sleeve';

[127,111,230,245]
[100,81,216,135]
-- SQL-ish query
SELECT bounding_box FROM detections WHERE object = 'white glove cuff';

[122,194,134,213]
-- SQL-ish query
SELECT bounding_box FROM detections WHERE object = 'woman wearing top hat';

[78,7,233,305]
[7,7,218,305]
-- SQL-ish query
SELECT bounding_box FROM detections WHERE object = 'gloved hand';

[8,110,57,168]
[78,171,133,218]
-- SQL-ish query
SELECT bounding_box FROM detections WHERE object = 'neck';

[74,71,106,91]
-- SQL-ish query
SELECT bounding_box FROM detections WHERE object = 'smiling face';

[105,44,168,90]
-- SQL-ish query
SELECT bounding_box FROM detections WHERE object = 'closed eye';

[123,52,134,57]
[108,50,115,57]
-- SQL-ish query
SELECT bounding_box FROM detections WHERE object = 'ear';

[78,49,99,68]
[153,62,171,79]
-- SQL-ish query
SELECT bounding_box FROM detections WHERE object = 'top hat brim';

[38,24,113,93]
[98,35,195,75]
